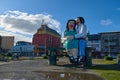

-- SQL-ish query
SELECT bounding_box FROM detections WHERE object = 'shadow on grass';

[57,63,84,68]
[92,64,120,71]
[56,62,89,69]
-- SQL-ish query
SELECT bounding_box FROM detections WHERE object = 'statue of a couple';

[62,16,87,65]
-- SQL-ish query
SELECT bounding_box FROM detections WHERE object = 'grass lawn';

[92,59,120,80]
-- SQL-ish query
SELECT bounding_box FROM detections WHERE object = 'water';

[35,71,104,80]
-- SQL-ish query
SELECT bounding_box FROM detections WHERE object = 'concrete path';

[0,57,104,80]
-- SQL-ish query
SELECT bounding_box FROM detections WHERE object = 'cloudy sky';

[0,0,120,43]
[0,10,60,43]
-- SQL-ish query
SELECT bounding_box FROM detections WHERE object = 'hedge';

[104,56,113,60]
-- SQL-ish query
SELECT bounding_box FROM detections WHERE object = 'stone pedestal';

[84,47,95,68]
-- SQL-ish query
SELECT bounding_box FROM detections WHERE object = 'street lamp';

[108,36,111,56]
[45,37,46,54]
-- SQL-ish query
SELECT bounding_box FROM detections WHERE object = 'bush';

[104,56,113,60]
[117,54,120,59]
[43,56,48,59]
[7,52,12,57]
[0,53,6,57]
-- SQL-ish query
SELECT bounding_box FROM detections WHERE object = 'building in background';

[10,41,34,56]
[32,20,61,54]
[87,34,101,58]
[0,36,14,51]
[100,31,120,58]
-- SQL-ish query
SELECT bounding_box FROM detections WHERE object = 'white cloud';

[0,10,61,43]
[100,19,112,26]
[117,8,120,11]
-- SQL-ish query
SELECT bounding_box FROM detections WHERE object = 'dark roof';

[16,41,32,45]
[38,24,60,36]
[99,31,120,34]
[87,34,101,40]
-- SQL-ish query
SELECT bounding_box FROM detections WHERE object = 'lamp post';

[45,37,46,54]
[108,36,111,56]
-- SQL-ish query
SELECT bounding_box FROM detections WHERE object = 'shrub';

[43,56,48,59]
[7,52,12,57]
[104,56,113,60]
[0,53,6,57]
[117,54,120,59]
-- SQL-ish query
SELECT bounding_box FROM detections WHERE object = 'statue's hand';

[62,37,67,43]
[62,36,74,43]
[63,37,67,40]
[66,36,74,40]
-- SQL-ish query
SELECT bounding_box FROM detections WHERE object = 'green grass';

[92,59,117,64]
[19,57,43,60]
[92,59,120,80]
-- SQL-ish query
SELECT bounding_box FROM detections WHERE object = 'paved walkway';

[0,57,104,80]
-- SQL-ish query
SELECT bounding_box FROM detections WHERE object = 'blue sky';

[0,0,120,42]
